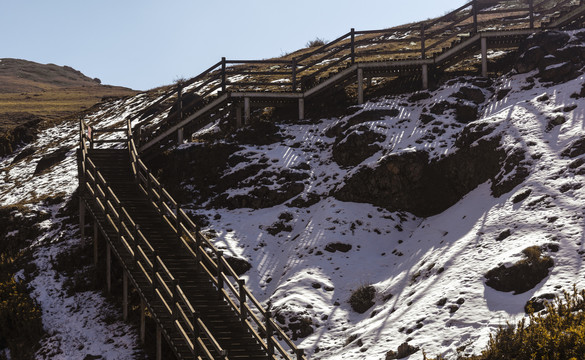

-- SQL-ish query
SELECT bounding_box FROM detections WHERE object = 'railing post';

[266,310,274,356]
[472,0,478,34]
[175,204,181,241]
[172,279,179,323]
[421,23,426,59]
[350,28,356,64]
[238,279,246,326]
[217,251,224,298]
[292,58,297,92]
[152,251,158,296]
[191,311,200,356]
[221,57,227,92]
[297,349,305,360]
[529,0,534,29]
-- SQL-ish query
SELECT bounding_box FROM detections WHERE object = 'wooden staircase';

[78,121,306,360]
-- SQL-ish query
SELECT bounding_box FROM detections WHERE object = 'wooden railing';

[80,120,230,359]
[80,118,306,359]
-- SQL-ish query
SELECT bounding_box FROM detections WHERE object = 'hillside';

[2,25,585,360]
[0,58,136,157]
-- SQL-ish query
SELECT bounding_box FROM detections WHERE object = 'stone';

[332,127,385,167]
[539,61,575,83]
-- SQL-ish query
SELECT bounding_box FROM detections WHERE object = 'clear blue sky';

[1,1,467,91]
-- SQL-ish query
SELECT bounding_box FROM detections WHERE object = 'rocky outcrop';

[334,121,526,217]
[332,126,386,167]
[515,30,582,83]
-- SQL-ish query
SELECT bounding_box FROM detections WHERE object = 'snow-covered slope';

[2,30,585,360]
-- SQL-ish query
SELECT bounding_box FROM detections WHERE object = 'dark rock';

[539,61,576,83]
[419,113,435,124]
[409,91,432,102]
[385,342,419,359]
[11,146,35,164]
[496,229,511,241]
[224,256,252,275]
[496,88,512,101]
[512,188,532,203]
[325,109,401,138]
[525,293,556,313]
[430,101,454,115]
[332,127,386,167]
[230,121,284,145]
[516,46,546,74]
[34,147,69,175]
[485,246,554,294]
[287,316,314,340]
[335,127,505,217]
[561,136,585,158]
[436,298,448,306]
[325,242,352,253]
[266,220,293,236]
[455,102,478,123]
[452,87,486,104]
[0,112,42,157]
[491,148,530,198]
[546,115,567,131]
[286,192,321,208]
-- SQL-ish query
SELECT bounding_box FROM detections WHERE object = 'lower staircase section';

[81,148,270,360]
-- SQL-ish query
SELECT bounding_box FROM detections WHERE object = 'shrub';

[424,286,585,360]
[349,284,376,313]
[0,277,44,358]
[306,37,327,48]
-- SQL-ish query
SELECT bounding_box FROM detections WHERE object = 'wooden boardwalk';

[134,0,585,154]
[78,122,305,360]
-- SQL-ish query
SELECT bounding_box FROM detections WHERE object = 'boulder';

[538,61,575,83]
[332,127,386,167]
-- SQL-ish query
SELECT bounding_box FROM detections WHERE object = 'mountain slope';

[2,28,585,360]
[0,58,136,157]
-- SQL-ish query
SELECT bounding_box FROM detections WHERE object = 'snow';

[2,33,585,360]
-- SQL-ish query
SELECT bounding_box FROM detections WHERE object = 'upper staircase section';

[133,0,585,152]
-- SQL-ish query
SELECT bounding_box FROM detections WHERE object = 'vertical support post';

[357,68,364,105]
[236,103,243,128]
[472,0,478,34]
[140,299,146,343]
[422,64,429,90]
[529,0,534,29]
[106,243,111,294]
[266,310,274,356]
[156,324,162,360]
[481,36,488,78]
[93,222,98,267]
[292,58,297,92]
[297,349,305,360]
[123,271,128,321]
[244,97,250,124]
[177,127,184,145]
[221,57,227,92]
[238,279,246,326]
[192,312,200,355]
[350,28,356,64]
[421,23,426,59]
[79,198,85,246]
[298,98,305,121]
